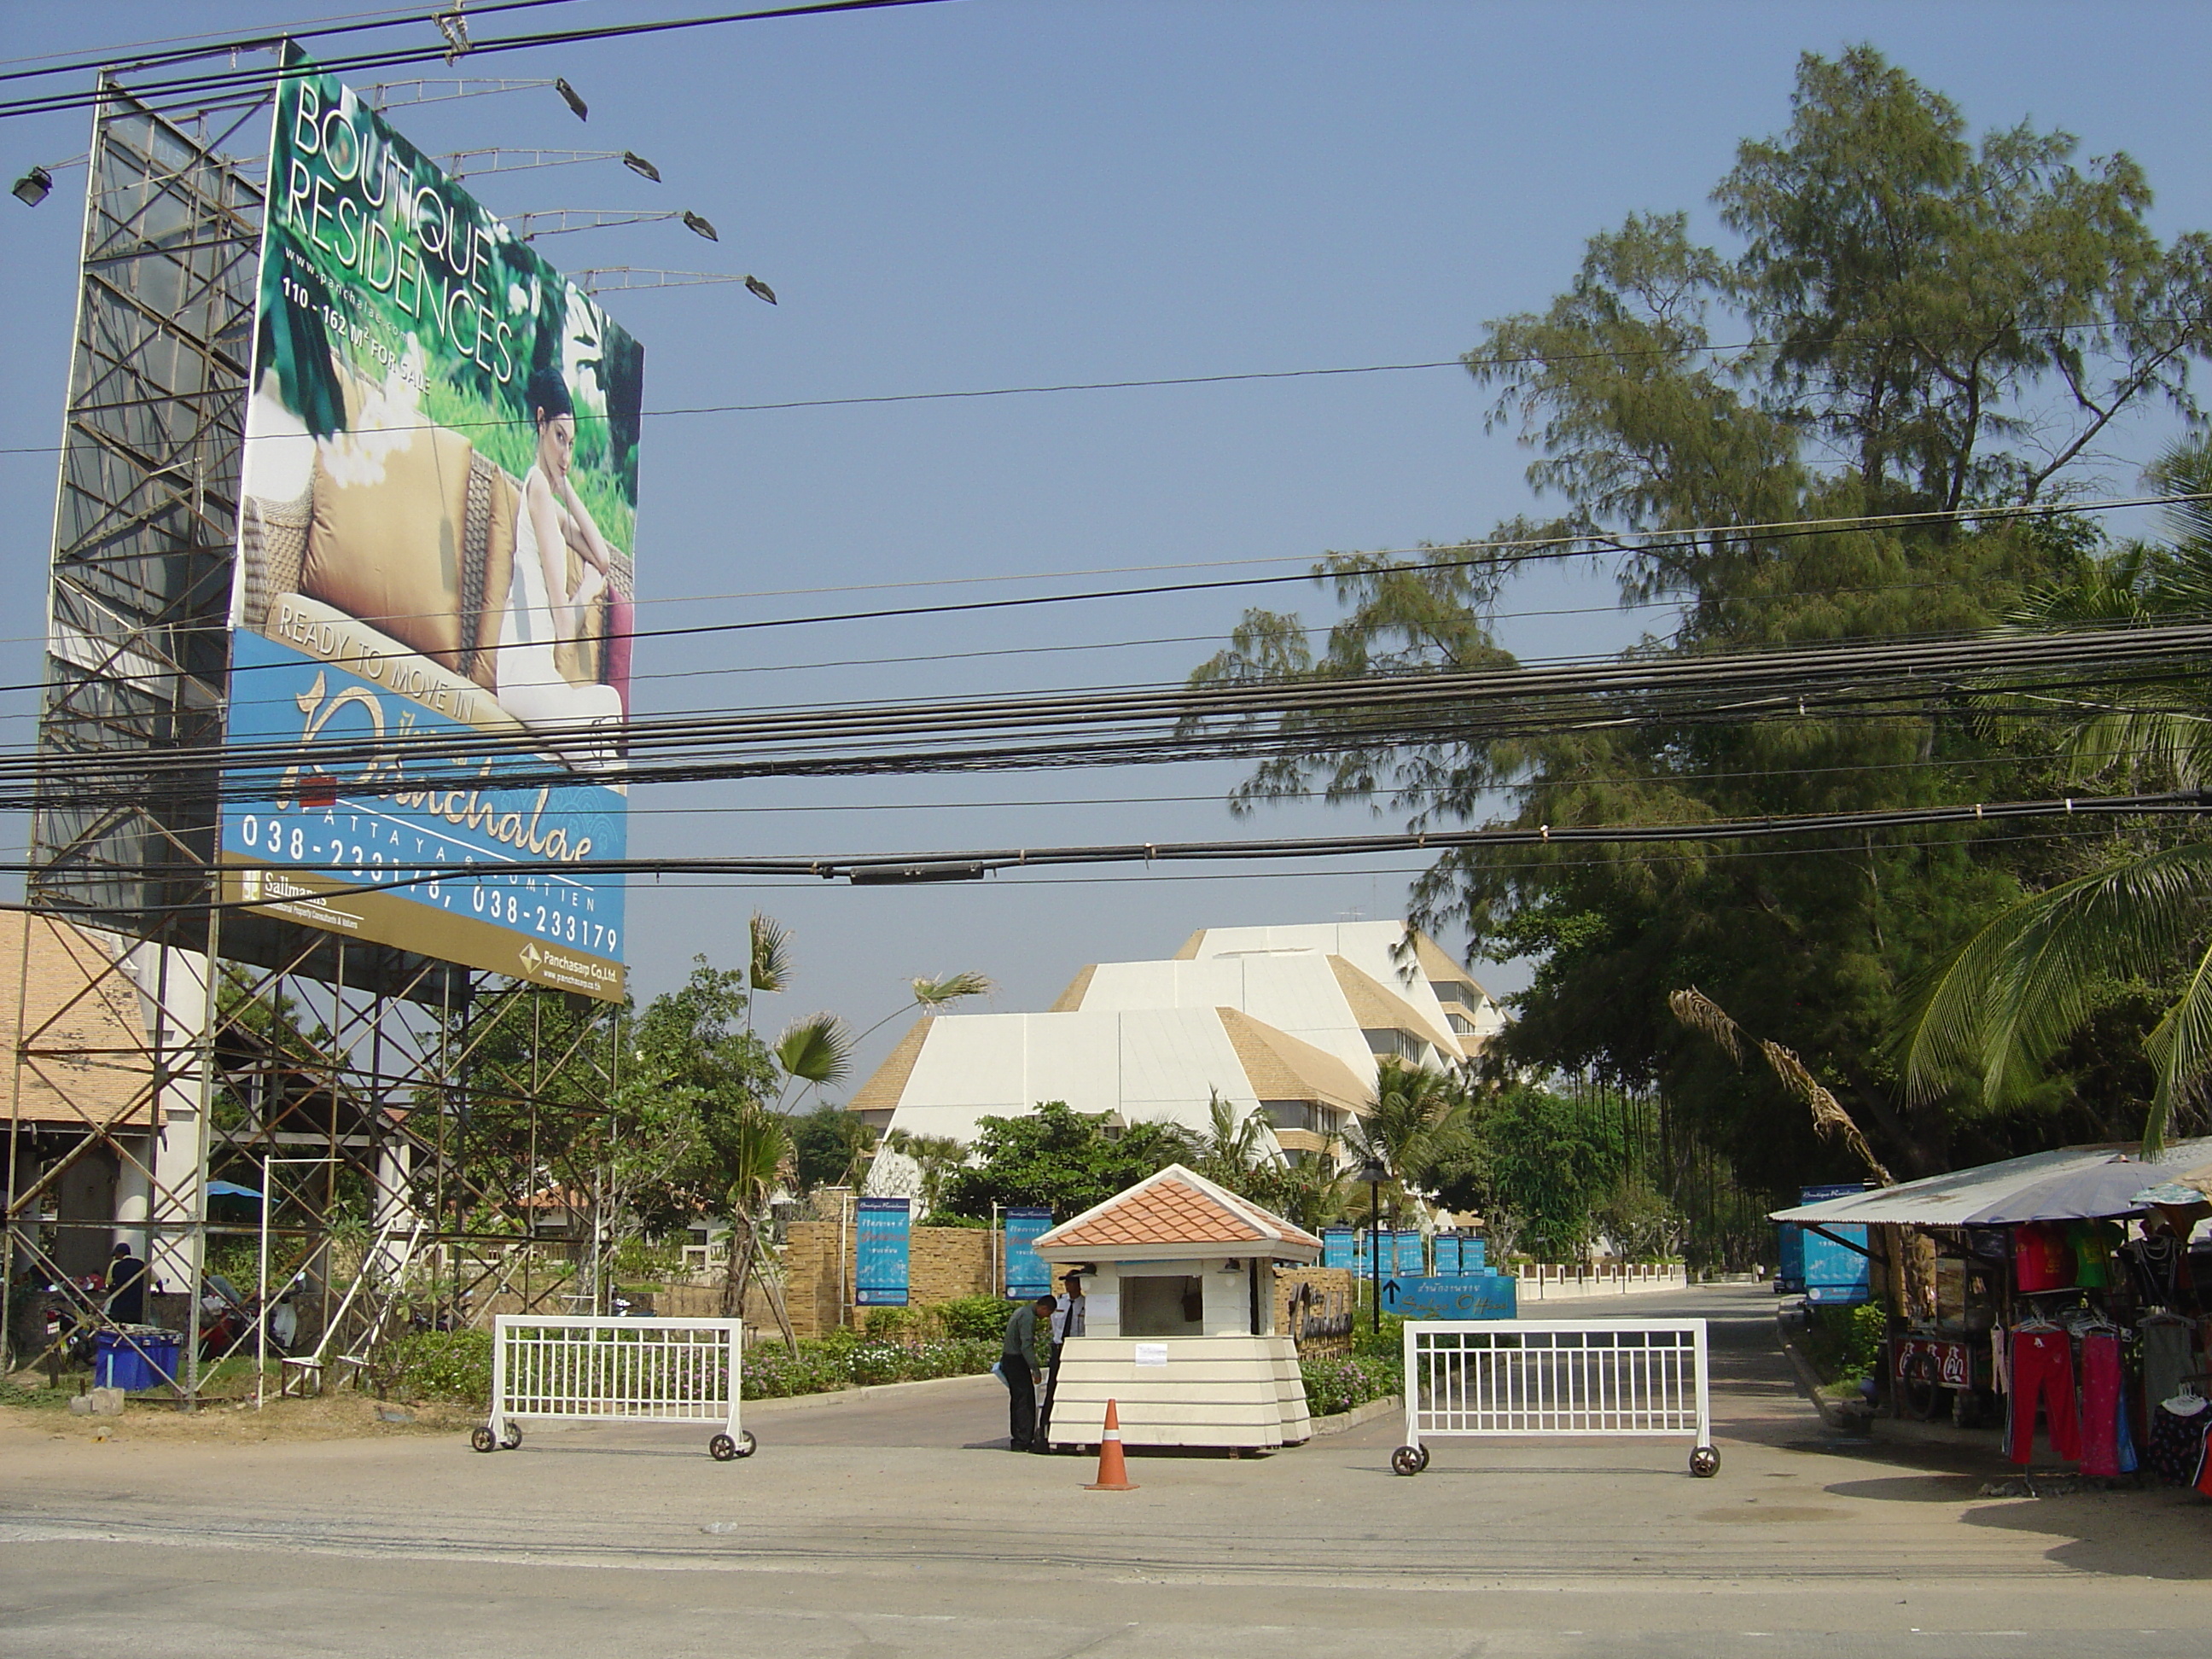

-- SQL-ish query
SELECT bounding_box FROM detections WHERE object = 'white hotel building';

[849,921,1505,1167]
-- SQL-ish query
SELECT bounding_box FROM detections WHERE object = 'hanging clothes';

[2014,1223,2076,1293]
[2006,1326,2081,1464]
[2120,1231,2188,1307]
[2079,1330,2137,1476]
[2067,1220,2124,1289]
[2145,1394,2210,1487]
[2141,1316,2196,1410]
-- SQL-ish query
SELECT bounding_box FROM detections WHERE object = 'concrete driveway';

[3,1284,2207,1657]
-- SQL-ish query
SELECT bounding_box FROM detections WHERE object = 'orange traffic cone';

[1085,1397,1138,1491]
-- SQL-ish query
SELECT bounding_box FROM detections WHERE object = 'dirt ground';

[0,1379,479,1444]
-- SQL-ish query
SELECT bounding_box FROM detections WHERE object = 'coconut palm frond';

[911,970,994,1008]
[1970,844,2212,1104]
[774,1012,853,1089]
[2055,696,2212,789]
[2141,938,2212,1157]
[748,912,795,996]
[1905,842,2212,1131]
[1668,987,1743,1063]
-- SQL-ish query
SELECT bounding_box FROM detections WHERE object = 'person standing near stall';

[104,1243,148,1326]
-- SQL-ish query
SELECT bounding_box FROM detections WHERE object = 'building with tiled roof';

[1027,1164,1321,1452]
[1035,1162,1324,1260]
[852,921,1501,1177]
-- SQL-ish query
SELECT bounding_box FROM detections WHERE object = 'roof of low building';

[1035,1162,1324,1259]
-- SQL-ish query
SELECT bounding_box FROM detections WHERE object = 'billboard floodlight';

[440,148,662,182]
[510,207,720,242]
[573,269,780,303]
[367,77,588,119]
[10,154,82,207]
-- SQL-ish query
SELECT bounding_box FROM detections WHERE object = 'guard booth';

[1033,1163,1321,1452]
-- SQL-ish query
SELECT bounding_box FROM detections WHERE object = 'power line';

[17,787,2205,911]
[17,487,2188,701]
[0,1,958,121]
[15,619,2212,811]
[0,0,587,85]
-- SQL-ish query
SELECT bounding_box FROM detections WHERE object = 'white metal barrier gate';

[475,1316,754,1461]
[1394,1318,1718,1477]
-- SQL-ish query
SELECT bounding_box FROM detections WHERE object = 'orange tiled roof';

[1044,1172,1268,1249]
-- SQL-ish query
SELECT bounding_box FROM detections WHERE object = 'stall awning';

[1769,1136,2212,1228]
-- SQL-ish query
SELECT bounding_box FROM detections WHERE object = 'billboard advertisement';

[224,52,640,998]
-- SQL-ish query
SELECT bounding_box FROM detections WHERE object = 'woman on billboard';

[498,367,627,770]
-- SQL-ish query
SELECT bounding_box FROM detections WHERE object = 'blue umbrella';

[206,1180,263,1199]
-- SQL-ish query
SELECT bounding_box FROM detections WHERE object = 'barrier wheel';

[709,1433,738,1462]
[1391,1445,1428,1476]
[499,1423,523,1451]
[469,1426,497,1454]
[732,1430,757,1458]
[1690,1445,1720,1478]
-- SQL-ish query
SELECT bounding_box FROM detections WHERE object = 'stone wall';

[777,1220,996,1340]
[1277,1267,1357,1357]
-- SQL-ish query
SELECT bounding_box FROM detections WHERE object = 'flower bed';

[1300,1353,1400,1417]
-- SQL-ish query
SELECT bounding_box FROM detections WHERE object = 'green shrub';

[740,1335,998,1400]
[935,1295,1019,1343]
[369,1330,493,1405]
[863,1307,919,1341]
[1800,1301,1886,1386]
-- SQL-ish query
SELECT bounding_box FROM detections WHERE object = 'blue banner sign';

[1003,1208,1052,1299]
[1321,1227,1357,1272]
[1394,1231,1427,1278]
[1795,1184,1871,1306]
[1382,1274,1518,1320]
[854,1197,911,1307]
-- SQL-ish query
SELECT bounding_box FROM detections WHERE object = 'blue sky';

[3,1,2209,1087]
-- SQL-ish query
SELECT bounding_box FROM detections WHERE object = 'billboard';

[223,52,640,998]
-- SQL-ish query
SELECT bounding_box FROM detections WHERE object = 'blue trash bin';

[94,1330,179,1391]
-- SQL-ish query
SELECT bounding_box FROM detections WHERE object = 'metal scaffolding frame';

[3,76,622,1407]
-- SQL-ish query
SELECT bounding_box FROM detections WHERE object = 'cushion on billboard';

[303,425,476,673]
[459,452,516,692]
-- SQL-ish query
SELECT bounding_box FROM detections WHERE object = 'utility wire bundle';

[18,618,2212,813]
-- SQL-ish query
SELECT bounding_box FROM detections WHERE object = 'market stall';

[1773,1138,2212,1481]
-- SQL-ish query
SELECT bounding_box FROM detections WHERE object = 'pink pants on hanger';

[2007,1327,2080,1464]
[2080,1330,2133,1476]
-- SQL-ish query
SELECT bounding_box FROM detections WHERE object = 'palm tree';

[714,1101,797,1349]
[882,1129,967,1217]
[1192,1089,1273,1188]
[1906,441,2212,1155]
[1341,1058,1472,1219]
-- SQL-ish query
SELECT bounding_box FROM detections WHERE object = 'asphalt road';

[4,1284,2209,1658]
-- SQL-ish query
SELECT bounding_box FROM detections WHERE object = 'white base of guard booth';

[1046,1335,1311,1451]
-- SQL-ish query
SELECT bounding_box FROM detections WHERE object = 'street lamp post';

[1358,1158,1387,1332]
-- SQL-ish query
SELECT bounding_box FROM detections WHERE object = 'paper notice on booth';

[1132,1343,1169,1367]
